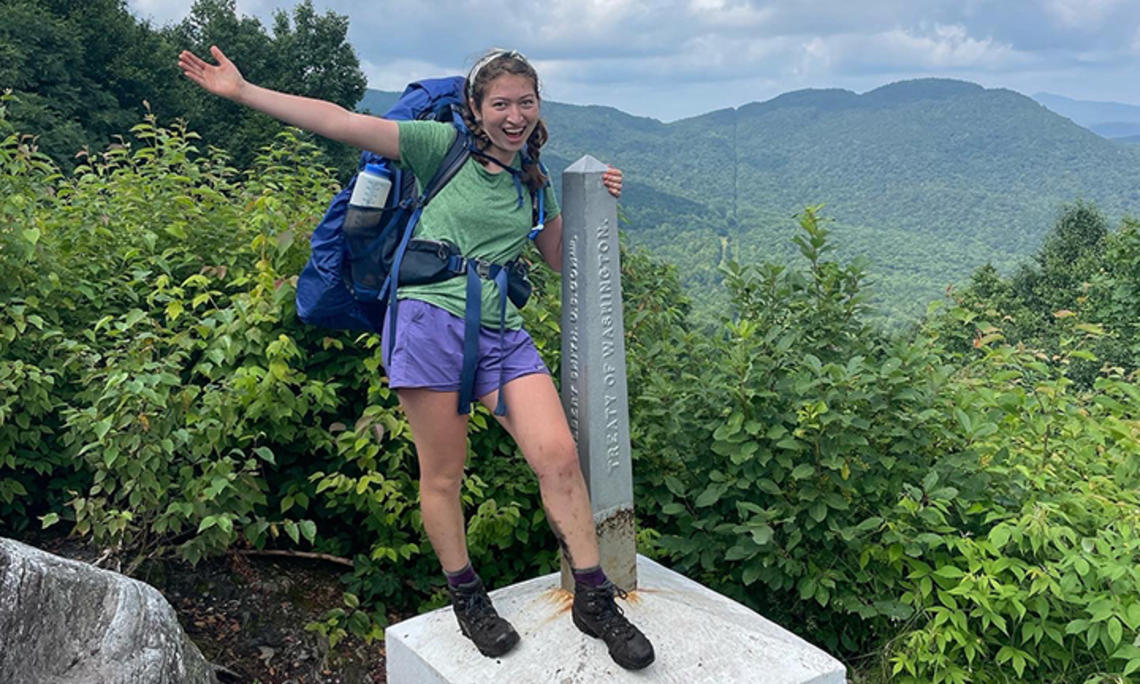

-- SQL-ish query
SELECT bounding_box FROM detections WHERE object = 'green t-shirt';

[395,120,560,329]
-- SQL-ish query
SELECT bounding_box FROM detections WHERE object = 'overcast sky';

[130,0,1140,122]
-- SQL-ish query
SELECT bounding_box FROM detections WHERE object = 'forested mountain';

[361,79,1140,321]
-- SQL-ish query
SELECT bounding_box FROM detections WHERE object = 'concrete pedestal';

[385,555,847,684]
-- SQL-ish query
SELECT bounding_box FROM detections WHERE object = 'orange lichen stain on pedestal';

[539,586,650,625]
[543,588,574,617]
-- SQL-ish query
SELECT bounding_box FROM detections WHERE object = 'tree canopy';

[0,0,365,174]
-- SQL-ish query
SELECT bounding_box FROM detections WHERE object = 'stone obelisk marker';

[559,155,637,592]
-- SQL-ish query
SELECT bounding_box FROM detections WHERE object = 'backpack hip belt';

[397,238,532,308]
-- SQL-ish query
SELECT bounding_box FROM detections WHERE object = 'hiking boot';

[448,577,520,658]
[572,580,655,670]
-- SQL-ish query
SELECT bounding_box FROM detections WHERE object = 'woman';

[177,46,654,670]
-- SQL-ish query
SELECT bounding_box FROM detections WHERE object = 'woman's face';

[472,73,539,162]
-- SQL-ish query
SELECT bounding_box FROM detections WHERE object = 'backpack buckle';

[446,255,466,275]
[472,259,492,279]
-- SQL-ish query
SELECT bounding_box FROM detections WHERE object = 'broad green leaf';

[934,565,964,580]
[749,525,773,545]
[988,524,1011,548]
[791,464,814,480]
[93,418,112,441]
[694,486,720,508]
[1107,617,1123,647]
[808,502,826,523]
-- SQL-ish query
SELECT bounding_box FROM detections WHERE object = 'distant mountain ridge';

[1033,92,1140,139]
[357,79,1140,321]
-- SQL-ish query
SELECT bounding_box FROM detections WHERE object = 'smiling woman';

[176,45,652,670]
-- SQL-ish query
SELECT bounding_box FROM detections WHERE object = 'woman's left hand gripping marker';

[603,166,623,198]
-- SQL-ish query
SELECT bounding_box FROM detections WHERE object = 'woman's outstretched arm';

[178,45,400,160]
[535,166,622,271]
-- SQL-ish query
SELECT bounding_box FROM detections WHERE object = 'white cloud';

[127,0,276,27]
[686,0,773,28]
[360,58,453,91]
[796,36,833,77]
[1045,0,1125,30]
[126,0,190,26]
[873,23,1023,70]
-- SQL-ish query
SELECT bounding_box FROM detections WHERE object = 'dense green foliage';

[629,208,1140,682]
[0,0,364,175]
[4,94,1140,681]
[930,201,1140,386]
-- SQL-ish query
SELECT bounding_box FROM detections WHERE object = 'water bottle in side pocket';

[343,163,392,236]
[343,163,393,296]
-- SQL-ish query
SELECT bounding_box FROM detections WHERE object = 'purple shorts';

[381,299,549,397]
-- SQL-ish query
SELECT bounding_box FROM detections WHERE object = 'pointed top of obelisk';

[565,154,609,174]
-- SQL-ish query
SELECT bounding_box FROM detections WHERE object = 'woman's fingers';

[603,165,623,198]
[177,46,242,99]
[178,50,211,79]
[210,45,231,66]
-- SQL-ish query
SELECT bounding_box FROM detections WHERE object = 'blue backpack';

[295,76,546,414]
[295,76,469,333]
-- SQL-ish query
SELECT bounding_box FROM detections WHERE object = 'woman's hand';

[603,166,623,198]
[178,44,400,159]
[178,46,246,101]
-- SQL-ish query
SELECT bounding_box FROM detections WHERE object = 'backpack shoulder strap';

[418,128,471,206]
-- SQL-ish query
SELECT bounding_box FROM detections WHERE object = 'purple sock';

[445,563,479,588]
[572,564,608,587]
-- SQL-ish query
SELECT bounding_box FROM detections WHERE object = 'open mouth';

[502,126,526,143]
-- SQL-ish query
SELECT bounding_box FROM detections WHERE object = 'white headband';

[466,49,528,100]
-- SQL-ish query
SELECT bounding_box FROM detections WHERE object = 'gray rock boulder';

[0,537,219,684]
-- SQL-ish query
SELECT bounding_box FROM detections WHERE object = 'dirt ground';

[25,532,391,683]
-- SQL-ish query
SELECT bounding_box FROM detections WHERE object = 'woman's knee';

[529,437,581,482]
[419,463,465,499]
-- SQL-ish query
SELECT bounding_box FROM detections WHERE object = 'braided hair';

[462,49,549,193]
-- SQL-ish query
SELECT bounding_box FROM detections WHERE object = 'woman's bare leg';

[480,373,600,569]
[397,388,471,572]
[401,387,521,657]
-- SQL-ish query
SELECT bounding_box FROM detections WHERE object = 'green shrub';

[633,207,1140,682]
[635,208,958,655]
[876,327,1140,683]
[0,94,77,529]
